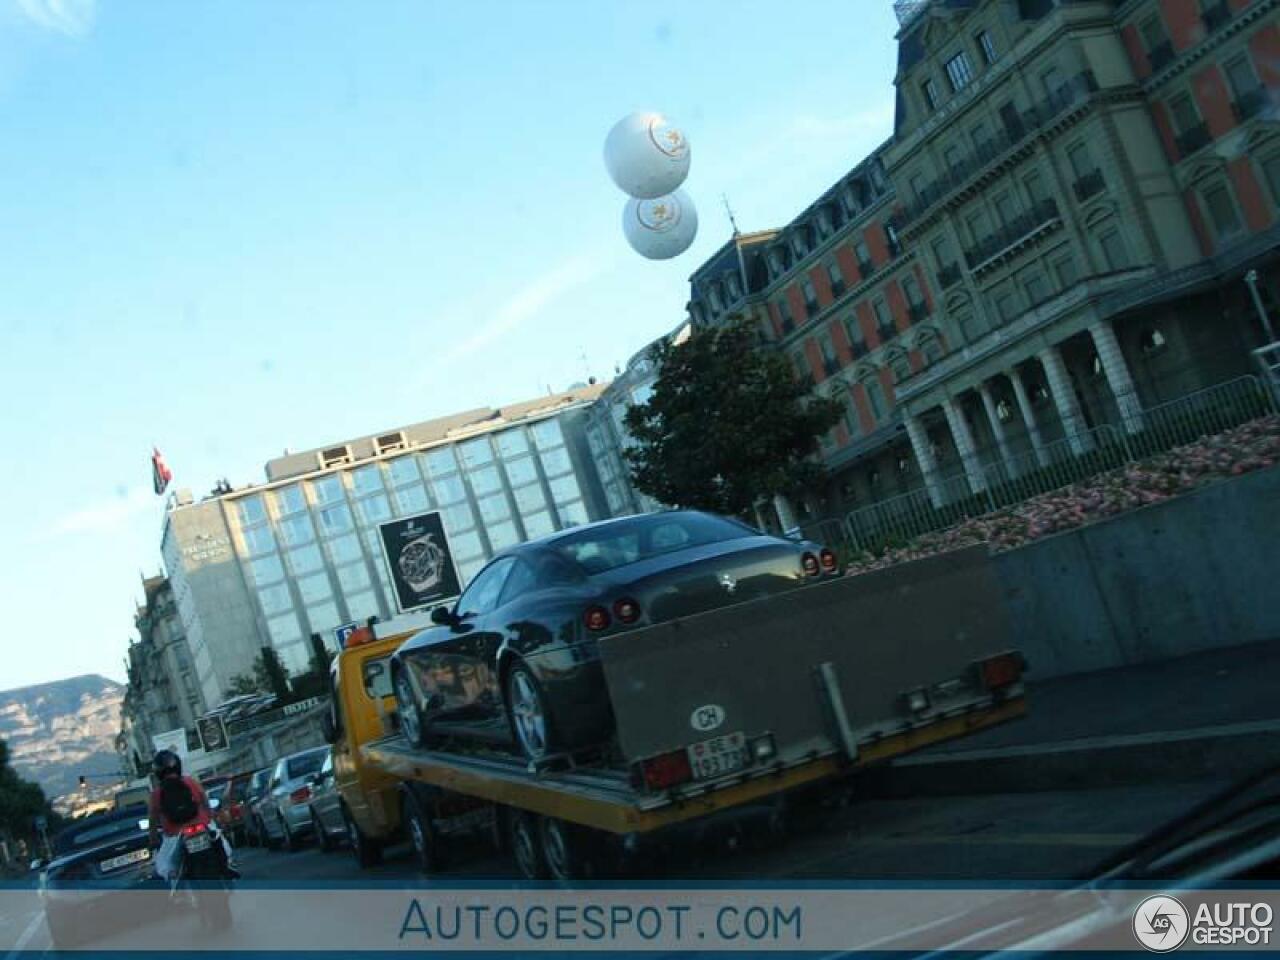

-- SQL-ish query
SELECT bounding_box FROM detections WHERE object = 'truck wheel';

[312,807,337,852]
[344,806,383,869]
[508,810,548,881]
[394,665,428,748]
[538,816,601,882]
[401,789,448,874]
[505,663,556,762]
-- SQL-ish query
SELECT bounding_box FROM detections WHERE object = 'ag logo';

[1133,895,1190,952]
[690,704,725,732]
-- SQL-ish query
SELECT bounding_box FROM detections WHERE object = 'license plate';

[687,731,746,781]
[99,848,149,872]
[183,833,212,853]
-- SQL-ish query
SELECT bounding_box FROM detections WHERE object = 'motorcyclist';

[147,750,237,880]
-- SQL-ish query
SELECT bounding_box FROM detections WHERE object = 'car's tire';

[401,789,448,874]
[504,662,557,763]
[281,811,299,852]
[312,807,338,852]
[45,906,86,949]
[507,810,548,881]
[344,805,383,869]
[538,815,604,883]
[393,664,429,748]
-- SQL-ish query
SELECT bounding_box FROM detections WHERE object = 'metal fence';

[802,374,1275,555]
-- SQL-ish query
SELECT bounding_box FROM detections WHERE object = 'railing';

[1176,122,1212,157]
[1202,0,1231,33]
[962,199,1060,269]
[898,71,1097,228]
[1148,40,1175,72]
[814,375,1275,555]
[1233,87,1270,123]
[938,262,962,288]
[1073,168,1106,202]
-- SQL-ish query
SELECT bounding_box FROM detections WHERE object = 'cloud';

[52,485,155,536]
[439,253,608,365]
[15,0,95,36]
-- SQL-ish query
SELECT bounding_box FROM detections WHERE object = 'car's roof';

[503,509,710,556]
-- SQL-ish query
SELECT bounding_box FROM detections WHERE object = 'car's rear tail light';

[612,598,642,624]
[583,606,611,631]
[290,786,311,804]
[976,651,1026,691]
[634,749,693,791]
[819,548,839,573]
[801,552,820,577]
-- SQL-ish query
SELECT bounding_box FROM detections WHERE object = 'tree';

[623,319,844,517]
[226,649,290,700]
[0,739,53,856]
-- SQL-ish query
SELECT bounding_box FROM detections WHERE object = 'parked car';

[242,766,274,847]
[305,749,345,852]
[391,509,842,762]
[213,770,255,845]
[259,747,328,851]
[38,808,159,948]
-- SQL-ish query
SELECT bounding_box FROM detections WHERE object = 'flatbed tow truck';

[324,545,1028,880]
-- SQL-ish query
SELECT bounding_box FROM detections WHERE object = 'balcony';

[1233,87,1270,123]
[962,198,1061,271]
[938,262,963,289]
[897,71,1097,229]
[1147,40,1175,73]
[1176,121,1212,157]
[1072,168,1106,202]
[907,301,930,325]
[1202,0,1231,34]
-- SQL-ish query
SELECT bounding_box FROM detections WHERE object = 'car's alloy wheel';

[394,667,426,747]
[345,806,382,869]
[508,811,547,881]
[507,664,552,761]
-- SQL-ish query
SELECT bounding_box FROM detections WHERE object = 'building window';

[1067,142,1093,180]
[1224,56,1261,99]
[1052,252,1079,289]
[920,336,944,364]
[872,298,893,333]
[902,274,924,308]
[317,503,354,537]
[854,239,873,273]
[242,525,276,557]
[993,191,1019,225]
[945,51,975,92]
[236,496,267,527]
[777,298,794,332]
[351,466,384,497]
[864,378,888,421]
[1260,154,1280,206]
[1201,181,1243,238]
[965,208,992,244]
[1041,65,1064,98]
[910,173,927,202]
[888,352,912,384]
[1099,229,1130,270]
[1023,170,1048,206]
[993,285,1020,323]
[310,475,345,505]
[818,333,838,372]
[827,261,846,298]
[921,77,940,111]
[996,397,1014,422]
[1169,92,1200,134]
[844,315,866,354]
[976,30,998,65]
[274,485,306,516]
[970,121,991,154]
[1140,327,1168,353]
[1139,14,1168,55]
[1019,269,1049,305]
[802,280,819,316]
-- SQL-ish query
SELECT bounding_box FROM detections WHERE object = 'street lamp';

[1244,270,1277,344]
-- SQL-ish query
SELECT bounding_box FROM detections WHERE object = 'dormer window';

[817,207,834,236]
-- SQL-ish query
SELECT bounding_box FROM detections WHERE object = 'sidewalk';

[867,638,1280,796]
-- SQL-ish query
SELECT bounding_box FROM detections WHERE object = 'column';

[1009,370,1051,468]
[978,382,1019,479]
[904,415,945,509]
[942,396,988,494]
[1088,318,1144,433]
[1037,345,1094,456]
[773,493,799,534]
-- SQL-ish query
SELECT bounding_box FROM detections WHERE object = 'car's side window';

[497,558,538,607]
[456,556,516,617]
[533,552,583,588]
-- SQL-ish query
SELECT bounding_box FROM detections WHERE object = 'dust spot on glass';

[654,21,672,43]
[261,358,275,374]
[171,146,190,170]
[115,484,128,500]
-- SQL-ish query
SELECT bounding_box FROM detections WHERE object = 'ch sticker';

[690,704,726,732]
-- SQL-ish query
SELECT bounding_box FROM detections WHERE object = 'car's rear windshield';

[53,815,147,855]
[287,751,326,779]
[552,513,755,575]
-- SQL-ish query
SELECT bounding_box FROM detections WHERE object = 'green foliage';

[0,738,52,853]
[623,319,844,517]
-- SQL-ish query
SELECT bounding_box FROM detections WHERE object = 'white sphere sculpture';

[604,111,691,199]
[622,190,698,260]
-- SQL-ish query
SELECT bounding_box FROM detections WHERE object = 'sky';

[0,0,900,691]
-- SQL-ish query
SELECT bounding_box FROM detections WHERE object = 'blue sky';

[0,0,899,690]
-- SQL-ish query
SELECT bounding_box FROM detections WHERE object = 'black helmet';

[152,749,182,778]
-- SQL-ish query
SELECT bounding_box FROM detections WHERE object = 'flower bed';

[844,415,1280,576]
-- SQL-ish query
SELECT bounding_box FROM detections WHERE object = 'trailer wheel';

[401,788,448,874]
[507,811,548,881]
[538,815,602,882]
[344,805,384,869]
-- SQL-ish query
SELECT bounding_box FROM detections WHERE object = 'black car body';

[39,806,159,946]
[391,510,840,761]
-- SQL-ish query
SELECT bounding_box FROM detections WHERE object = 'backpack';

[159,777,198,824]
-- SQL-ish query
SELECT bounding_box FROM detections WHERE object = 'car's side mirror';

[29,859,45,871]
[319,711,336,744]
[431,605,456,626]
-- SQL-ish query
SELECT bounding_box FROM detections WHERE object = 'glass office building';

[162,385,610,703]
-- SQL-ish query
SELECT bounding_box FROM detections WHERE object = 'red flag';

[151,447,172,495]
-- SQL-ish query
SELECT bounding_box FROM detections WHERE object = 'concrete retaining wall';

[996,465,1280,679]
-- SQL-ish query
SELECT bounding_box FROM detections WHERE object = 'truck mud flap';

[599,545,1017,771]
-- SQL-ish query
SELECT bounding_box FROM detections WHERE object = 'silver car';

[306,749,346,852]
[259,747,327,851]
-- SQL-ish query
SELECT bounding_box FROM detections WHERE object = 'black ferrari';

[38,806,159,947]
[390,510,841,762]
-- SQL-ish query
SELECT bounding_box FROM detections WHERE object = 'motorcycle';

[170,803,235,933]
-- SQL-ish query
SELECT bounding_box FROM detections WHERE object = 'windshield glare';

[553,513,754,574]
